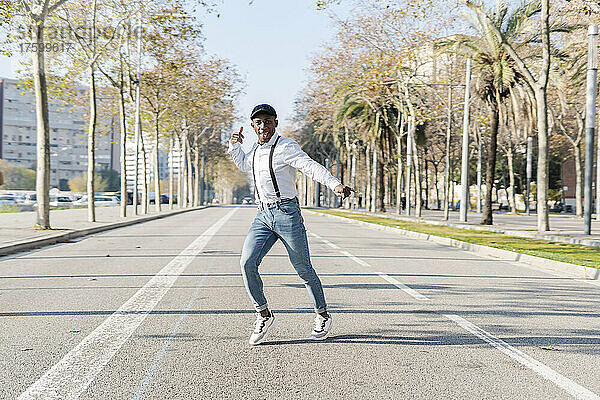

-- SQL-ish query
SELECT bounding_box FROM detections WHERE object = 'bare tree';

[18,0,70,228]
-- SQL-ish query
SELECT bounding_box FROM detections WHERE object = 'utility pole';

[133,13,142,215]
[526,136,533,216]
[443,84,453,221]
[584,25,598,235]
[460,59,472,222]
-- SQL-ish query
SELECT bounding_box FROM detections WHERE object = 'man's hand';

[334,184,354,199]
[230,126,244,145]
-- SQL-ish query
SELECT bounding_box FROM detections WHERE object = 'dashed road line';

[309,231,428,300]
[309,228,600,400]
[375,271,431,301]
[446,314,600,400]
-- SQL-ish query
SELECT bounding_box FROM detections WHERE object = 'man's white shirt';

[228,132,341,203]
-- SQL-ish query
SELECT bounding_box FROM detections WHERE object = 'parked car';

[18,193,37,206]
[241,197,254,205]
[0,194,19,206]
[49,195,73,208]
[72,195,120,207]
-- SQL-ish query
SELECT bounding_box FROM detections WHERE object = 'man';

[228,104,353,345]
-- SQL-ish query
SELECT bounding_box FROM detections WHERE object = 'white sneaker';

[309,314,332,340]
[249,312,277,345]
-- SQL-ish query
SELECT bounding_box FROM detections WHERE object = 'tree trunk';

[141,137,148,214]
[351,146,357,209]
[153,114,161,213]
[335,150,341,208]
[424,157,429,210]
[186,140,192,206]
[32,21,50,228]
[377,142,385,212]
[481,102,499,225]
[365,144,371,210]
[534,89,550,231]
[344,127,351,209]
[574,143,583,217]
[316,182,321,207]
[434,164,440,209]
[413,136,422,217]
[406,120,413,216]
[477,138,482,213]
[371,143,378,212]
[118,88,127,217]
[179,136,185,208]
[182,136,188,207]
[506,146,517,213]
[168,135,174,210]
[396,133,403,214]
[87,66,97,222]
[194,148,200,206]
[200,148,205,205]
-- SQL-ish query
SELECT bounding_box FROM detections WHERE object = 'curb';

[0,206,210,257]
[327,208,600,248]
[305,209,600,281]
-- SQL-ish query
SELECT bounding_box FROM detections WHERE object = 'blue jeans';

[240,197,327,313]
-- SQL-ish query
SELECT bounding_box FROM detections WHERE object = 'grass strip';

[307,208,600,270]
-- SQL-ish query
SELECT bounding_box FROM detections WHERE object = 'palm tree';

[437,0,541,224]
[335,94,390,212]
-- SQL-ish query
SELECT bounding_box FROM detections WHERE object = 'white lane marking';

[340,250,370,267]
[575,279,600,288]
[132,271,211,400]
[309,217,599,398]
[322,239,341,250]
[375,271,430,301]
[446,314,600,400]
[308,231,429,300]
[18,208,238,400]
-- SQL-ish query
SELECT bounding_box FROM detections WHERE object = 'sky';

[0,0,351,149]
[199,0,351,145]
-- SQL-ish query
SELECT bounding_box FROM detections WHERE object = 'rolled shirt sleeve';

[281,141,341,192]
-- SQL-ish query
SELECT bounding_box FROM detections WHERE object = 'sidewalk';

[332,208,600,247]
[0,205,207,256]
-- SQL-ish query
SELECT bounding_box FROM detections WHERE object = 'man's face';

[251,113,278,144]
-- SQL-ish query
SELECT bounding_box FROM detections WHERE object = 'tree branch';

[48,0,70,15]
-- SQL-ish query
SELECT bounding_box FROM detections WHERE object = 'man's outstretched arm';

[282,141,354,199]
[227,127,252,172]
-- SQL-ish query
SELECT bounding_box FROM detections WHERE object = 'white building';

[0,77,119,189]
[124,143,169,190]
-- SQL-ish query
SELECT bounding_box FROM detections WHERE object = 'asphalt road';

[2,206,599,399]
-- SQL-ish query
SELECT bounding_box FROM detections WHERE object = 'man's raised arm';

[227,126,252,172]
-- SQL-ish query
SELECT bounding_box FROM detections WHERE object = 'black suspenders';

[252,135,281,203]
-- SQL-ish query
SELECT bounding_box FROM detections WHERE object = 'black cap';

[250,104,277,120]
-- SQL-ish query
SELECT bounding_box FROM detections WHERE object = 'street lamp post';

[133,13,143,216]
[460,59,472,222]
